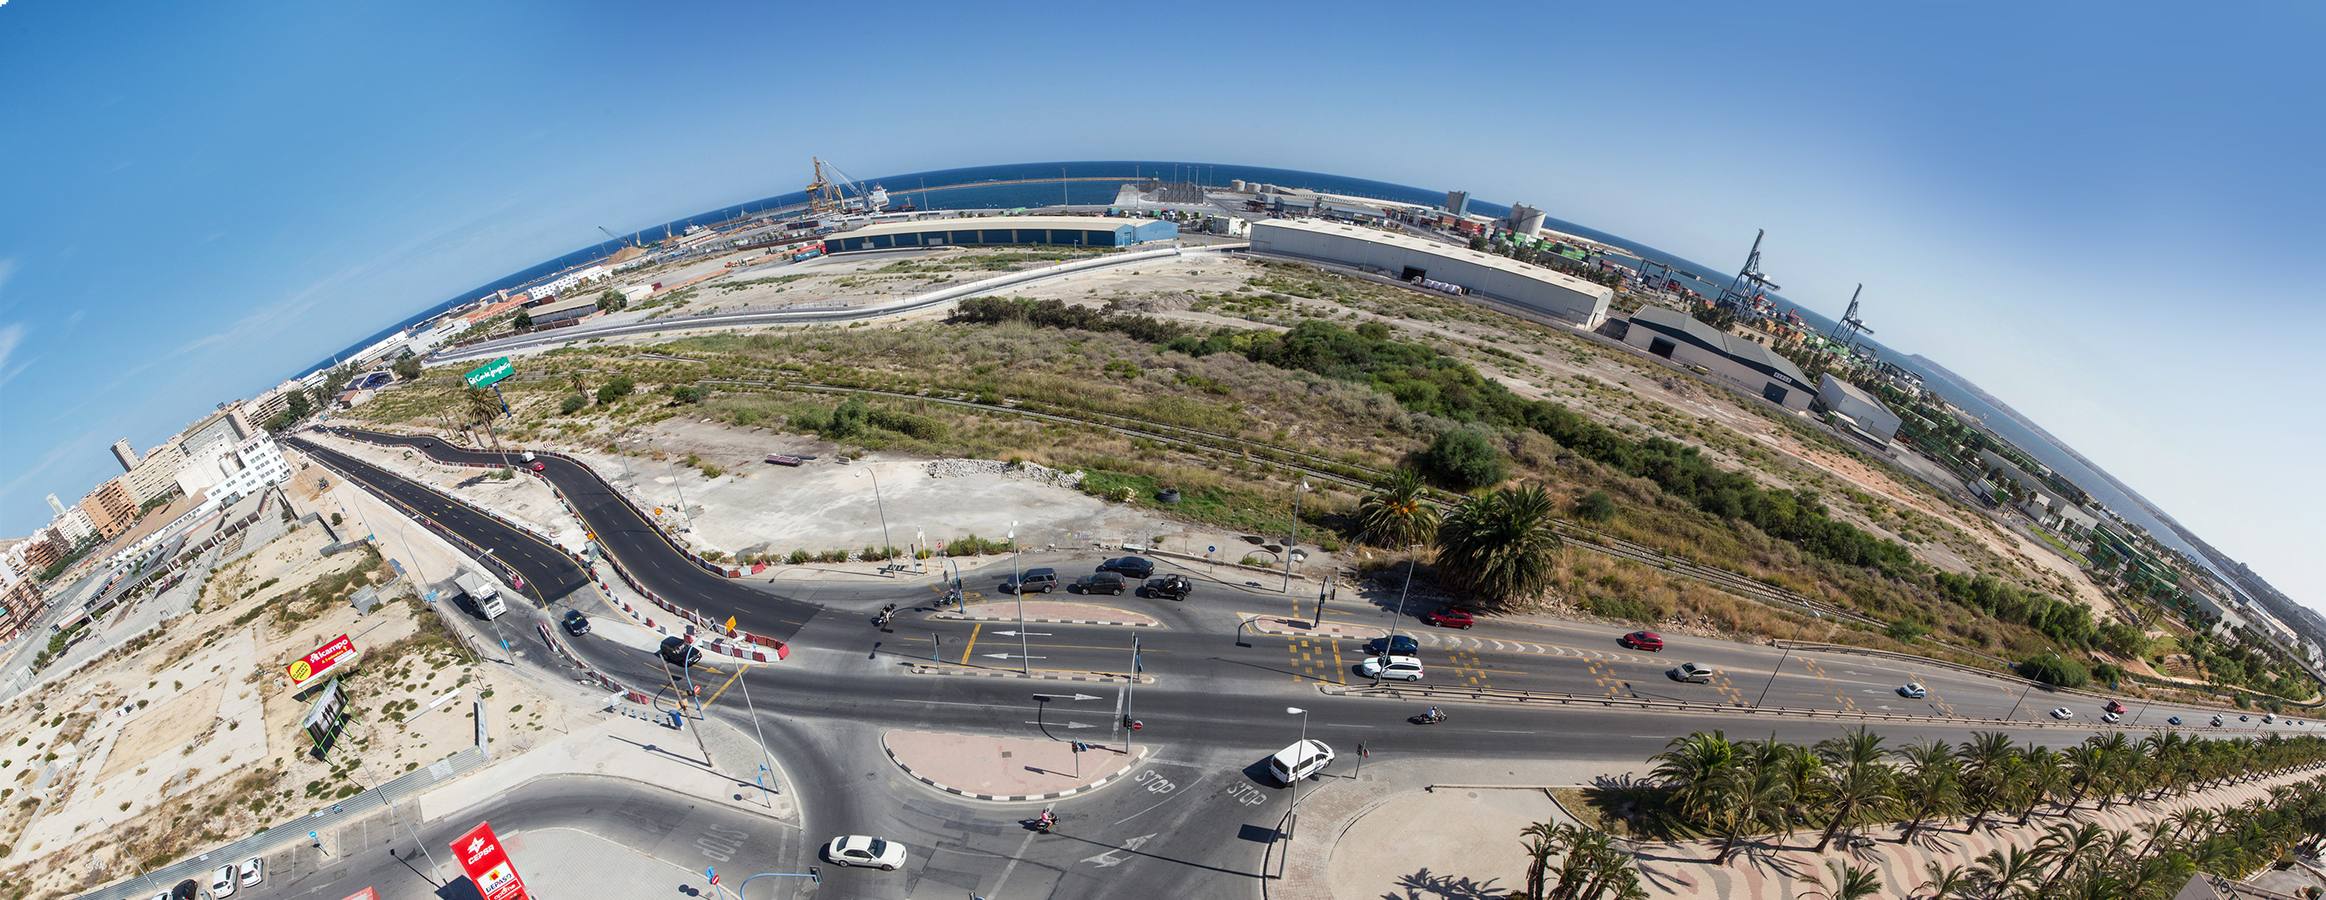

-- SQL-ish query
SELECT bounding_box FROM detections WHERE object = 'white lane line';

[986,829,1041,897]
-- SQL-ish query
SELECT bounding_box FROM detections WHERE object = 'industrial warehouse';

[1248,218,1614,328]
[1622,306,1818,410]
[1814,372,1902,444]
[820,215,1178,253]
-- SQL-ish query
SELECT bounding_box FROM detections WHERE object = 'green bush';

[595,375,635,405]
[1417,428,1507,490]
[1575,490,1617,522]
[559,394,587,415]
[2016,651,2090,688]
[786,549,811,565]
[1885,619,1929,643]
[670,385,705,405]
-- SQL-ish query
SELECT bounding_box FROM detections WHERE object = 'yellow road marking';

[960,622,982,665]
[700,666,745,708]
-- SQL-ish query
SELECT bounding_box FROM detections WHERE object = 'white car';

[208,865,237,898]
[1897,682,1928,699]
[1669,662,1715,684]
[1267,739,1336,785]
[238,856,264,887]
[822,835,907,870]
[1358,655,1424,682]
[2050,707,2074,720]
[2102,712,2122,724]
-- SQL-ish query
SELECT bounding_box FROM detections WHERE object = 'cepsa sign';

[285,634,357,689]
[451,821,531,900]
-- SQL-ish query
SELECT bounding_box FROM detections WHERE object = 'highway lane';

[318,426,824,641]
[286,436,592,605]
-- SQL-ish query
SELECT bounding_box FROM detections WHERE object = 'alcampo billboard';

[286,634,358,690]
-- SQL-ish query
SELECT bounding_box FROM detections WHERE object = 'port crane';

[804,157,887,217]
[596,225,635,248]
[1715,229,1782,319]
[1827,283,1874,359]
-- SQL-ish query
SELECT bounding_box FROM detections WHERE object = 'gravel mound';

[924,458,1085,489]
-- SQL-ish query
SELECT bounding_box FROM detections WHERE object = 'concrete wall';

[1622,316,1813,410]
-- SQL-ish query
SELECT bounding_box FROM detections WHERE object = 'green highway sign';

[463,356,513,389]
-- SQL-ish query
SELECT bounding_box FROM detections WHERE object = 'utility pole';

[860,467,894,570]
[661,654,713,767]
[1284,706,1310,841]
[1383,548,1419,659]
[1281,480,1309,594]
[1010,521,1029,674]
[1123,635,1141,755]
[1754,643,1796,708]
[733,668,779,806]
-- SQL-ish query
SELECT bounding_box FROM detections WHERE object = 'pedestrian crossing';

[1412,631,1666,666]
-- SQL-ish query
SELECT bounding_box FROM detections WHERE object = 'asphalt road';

[265,425,2319,900]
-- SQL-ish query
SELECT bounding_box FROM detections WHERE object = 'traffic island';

[1241,614,1386,641]
[935,600,1162,628]
[883,729,1149,802]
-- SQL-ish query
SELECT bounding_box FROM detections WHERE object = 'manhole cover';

[999,751,1014,759]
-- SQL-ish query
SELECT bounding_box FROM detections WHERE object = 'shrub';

[1885,619,1928,643]
[786,549,811,565]
[559,394,587,415]
[1575,490,1617,522]
[2017,652,2090,688]
[1416,428,1507,491]
[671,385,705,405]
[595,375,635,405]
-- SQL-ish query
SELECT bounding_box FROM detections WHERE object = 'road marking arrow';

[991,630,1051,637]
[1082,833,1157,868]
[1025,720,1097,729]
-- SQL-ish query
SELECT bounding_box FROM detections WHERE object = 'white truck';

[455,570,507,620]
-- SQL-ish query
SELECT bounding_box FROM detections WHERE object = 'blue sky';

[2,2,2320,608]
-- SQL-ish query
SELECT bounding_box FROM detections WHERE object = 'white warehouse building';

[1814,373,1903,445]
[1249,219,1613,328]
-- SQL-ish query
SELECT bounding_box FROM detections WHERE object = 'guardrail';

[1321,681,2176,734]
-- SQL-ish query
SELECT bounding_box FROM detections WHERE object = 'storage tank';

[1231,179,1249,192]
[1506,202,1547,237]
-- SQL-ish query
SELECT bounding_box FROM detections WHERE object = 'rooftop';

[1256,218,1614,299]
[1630,306,1814,388]
[835,215,1143,239]
[531,295,600,318]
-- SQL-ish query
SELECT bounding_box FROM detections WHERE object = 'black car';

[658,635,703,669]
[1363,634,1420,656]
[1002,567,1059,594]
[1138,574,1193,601]
[1073,572,1127,595]
[173,880,199,900]
[1098,556,1156,579]
[561,610,591,636]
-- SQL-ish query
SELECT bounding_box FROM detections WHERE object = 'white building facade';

[1250,218,1613,328]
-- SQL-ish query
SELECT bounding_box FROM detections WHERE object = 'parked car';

[1669,662,1715,684]
[2051,707,2074,720]
[1266,739,1335,785]
[1138,574,1192,600]
[1072,572,1126,595]
[1897,682,1928,699]
[1002,568,1058,594]
[561,610,591,636]
[237,857,264,887]
[658,635,702,669]
[822,835,907,870]
[1358,655,1425,682]
[208,865,237,898]
[1421,608,1474,629]
[1098,556,1156,579]
[2168,716,2183,726]
[2104,700,2127,715]
[170,880,198,900]
[1618,631,1664,651]
[1363,635,1420,657]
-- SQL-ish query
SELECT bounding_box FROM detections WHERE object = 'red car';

[2104,700,2127,715]
[1619,631,1664,651]
[530,462,546,472]
[1421,608,1475,629]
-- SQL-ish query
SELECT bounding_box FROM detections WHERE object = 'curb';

[904,663,1150,684]
[1320,683,2187,733]
[934,612,1160,628]
[881,732,1150,803]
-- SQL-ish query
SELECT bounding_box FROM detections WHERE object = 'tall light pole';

[1284,706,1310,840]
[1753,643,1796,708]
[1010,521,1029,674]
[859,467,894,570]
[1281,480,1310,594]
[733,668,779,807]
[1382,548,1420,662]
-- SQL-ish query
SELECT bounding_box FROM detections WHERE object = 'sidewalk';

[500,827,717,898]
[937,599,1160,628]
[1243,613,1387,641]
[883,729,1147,802]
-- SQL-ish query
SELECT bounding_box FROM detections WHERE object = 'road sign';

[463,357,514,389]
[706,867,718,885]
[724,615,737,632]
[450,821,532,900]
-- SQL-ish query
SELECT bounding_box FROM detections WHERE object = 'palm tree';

[1966,845,2047,899]
[2013,744,2065,824]
[1520,822,1560,900]
[1354,468,1438,548]
[1894,739,1961,844]
[2034,821,2109,892]
[1916,861,1971,900]
[1958,731,2018,831]
[1804,860,1885,900]
[1650,731,1737,826]
[461,386,511,462]
[1711,758,1789,865]
[1812,727,1896,851]
[2061,743,2106,812]
[1433,483,1561,605]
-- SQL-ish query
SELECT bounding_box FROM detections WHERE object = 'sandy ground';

[0,464,569,896]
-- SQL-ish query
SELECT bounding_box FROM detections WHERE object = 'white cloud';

[0,323,24,378]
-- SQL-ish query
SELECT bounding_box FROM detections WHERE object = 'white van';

[1267,739,1335,785]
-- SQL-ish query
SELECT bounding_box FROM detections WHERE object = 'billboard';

[451,821,532,900]
[464,356,514,389]
[286,634,358,689]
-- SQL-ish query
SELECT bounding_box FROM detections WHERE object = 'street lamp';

[1281,480,1310,594]
[1284,706,1311,841]
[858,467,894,572]
[1010,521,1029,674]
[1753,643,1797,708]
[1382,546,1420,662]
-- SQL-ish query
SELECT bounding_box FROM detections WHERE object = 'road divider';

[1321,681,2193,734]
[904,662,1149,684]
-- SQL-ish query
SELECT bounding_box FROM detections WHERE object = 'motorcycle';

[1409,709,1447,725]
